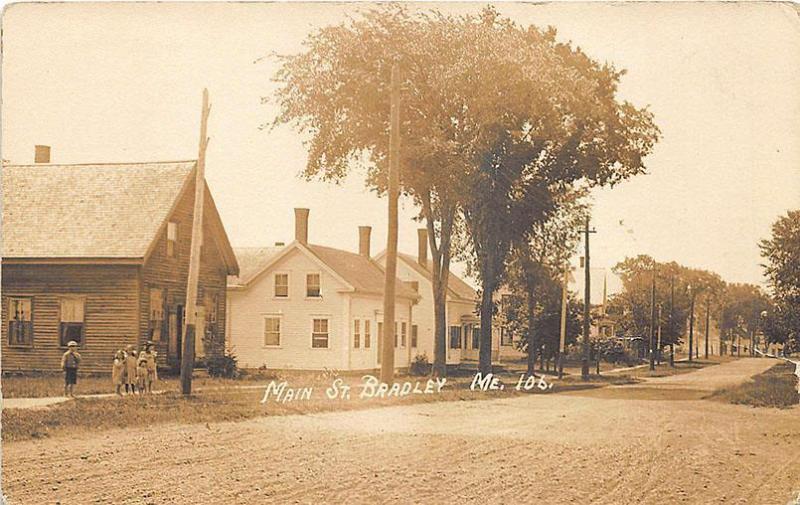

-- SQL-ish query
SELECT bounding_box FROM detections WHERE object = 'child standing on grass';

[124,344,138,394]
[141,341,158,394]
[137,352,149,393]
[61,341,81,397]
[112,350,125,396]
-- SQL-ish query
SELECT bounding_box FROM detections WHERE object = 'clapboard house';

[1,148,239,373]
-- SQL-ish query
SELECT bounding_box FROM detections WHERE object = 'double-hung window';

[274,273,289,298]
[264,317,281,347]
[353,319,361,348]
[60,297,85,347]
[8,297,33,347]
[306,273,321,298]
[312,318,329,348]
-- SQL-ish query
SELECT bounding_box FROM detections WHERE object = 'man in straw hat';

[61,340,82,397]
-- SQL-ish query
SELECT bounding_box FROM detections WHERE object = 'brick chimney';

[34,145,51,164]
[358,226,372,258]
[417,228,428,266]
[294,208,309,245]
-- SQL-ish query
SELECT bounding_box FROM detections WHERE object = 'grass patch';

[712,363,798,408]
[2,370,550,442]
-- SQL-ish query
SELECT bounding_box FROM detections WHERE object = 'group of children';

[111,342,158,396]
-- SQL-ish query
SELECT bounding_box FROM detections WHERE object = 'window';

[306,273,321,298]
[364,320,371,348]
[205,292,218,325]
[166,221,178,258]
[449,326,461,349]
[394,322,398,348]
[312,318,329,348]
[274,273,289,298]
[411,325,418,348]
[353,319,361,349]
[501,327,513,346]
[264,317,281,346]
[401,322,407,348]
[472,326,480,349]
[149,288,164,341]
[59,297,85,347]
[501,294,513,319]
[7,297,33,347]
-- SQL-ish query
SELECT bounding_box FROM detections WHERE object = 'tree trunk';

[432,280,448,377]
[479,279,494,375]
[526,295,536,376]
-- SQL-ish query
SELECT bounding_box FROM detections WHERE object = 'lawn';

[3,368,554,442]
[711,362,798,408]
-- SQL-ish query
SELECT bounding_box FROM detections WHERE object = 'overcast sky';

[3,2,799,301]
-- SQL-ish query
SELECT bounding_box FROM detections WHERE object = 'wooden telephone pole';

[649,266,657,371]
[704,298,711,359]
[380,62,400,384]
[580,217,596,380]
[181,89,210,396]
[558,267,569,379]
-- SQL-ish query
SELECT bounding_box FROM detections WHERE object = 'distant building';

[2,152,239,372]
[226,208,419,371]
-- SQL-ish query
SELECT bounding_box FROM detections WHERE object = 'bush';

[410,353,431,376]
[206,351,239,379]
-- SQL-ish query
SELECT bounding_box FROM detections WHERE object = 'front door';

[169,305,184,366]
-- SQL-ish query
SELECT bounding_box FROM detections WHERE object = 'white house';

[226,208,419,371]
[376,228,520,367]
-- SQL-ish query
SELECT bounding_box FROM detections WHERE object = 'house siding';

[1,264,140,373]
[227,248,416,371]
[140,179,230,368]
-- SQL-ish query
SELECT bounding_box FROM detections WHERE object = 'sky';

[3,2,799,302]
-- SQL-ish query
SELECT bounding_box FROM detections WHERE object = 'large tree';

[448,8,660,374]
[272,7,473,376]
[718,283,771,354]
[760,210,800,352]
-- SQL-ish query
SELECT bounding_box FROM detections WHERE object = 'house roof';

[229,242,419,300]
[2,160,239,274]
[396,252,478,302]
[228,246,284,286]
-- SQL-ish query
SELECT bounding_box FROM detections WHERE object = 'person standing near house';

[61,341,81,397]
[124,344,138,394]
[112,350,126,396]
[140,342,158,394]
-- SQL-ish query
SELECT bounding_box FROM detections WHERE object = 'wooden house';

[1,152,239,373]
[226,208,420,371]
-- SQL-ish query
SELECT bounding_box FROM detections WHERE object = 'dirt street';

[3,358,799,504]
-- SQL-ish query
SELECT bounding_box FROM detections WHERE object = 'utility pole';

[649,265,656,371]
[380,61,400,384]
[558,267,569,379]
[181,88,210,396]
[669,274,675,367]
[580,217,596,380]
[657,303,663,365]
[704,297,711,359]
[688,287,696,362]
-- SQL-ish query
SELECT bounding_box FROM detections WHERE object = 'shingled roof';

[396,252,478,302]
[229,242,419,300]
[2,161,238,274]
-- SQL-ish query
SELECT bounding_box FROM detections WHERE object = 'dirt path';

[3,359,799,504]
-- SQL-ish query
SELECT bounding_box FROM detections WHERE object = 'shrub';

[410,353,431,376]
[206,350,239,379]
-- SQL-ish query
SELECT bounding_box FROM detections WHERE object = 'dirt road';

[3,358,798,504]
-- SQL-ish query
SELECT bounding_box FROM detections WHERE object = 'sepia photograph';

[1,2,799,503]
